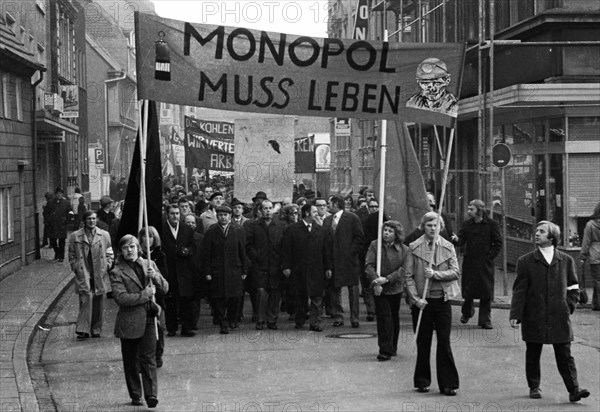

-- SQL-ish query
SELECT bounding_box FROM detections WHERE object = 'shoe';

[167,331,177,337]
[529,387,542,399]
[255,322,264,330]
[131,398,143,406]
[181,330,195,337]
[309,325,323,332]
[220,327,229,334]
[592,307,600,311]
[332,321,344,327]
[480,323,493,330]
[351,321,360,328]
[441,388,457,396]
[267,322,278,330]
[76,333,90,340]
[91,333,100,338]
[366,315,375,322]
[391,351,397,357]
[295,324,304,329]
[229,322,239,330]
[146,396,158,408]
[569,388,590,403]
[377,354,391,361]
[288,314,295,321]
[416,387,429,393]
[251,314,258,322]
[58,259,64,262]
[156,358,163,368]
[460,315,469,324]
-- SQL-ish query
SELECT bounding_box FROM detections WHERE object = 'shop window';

[16,78,23,121]
[549,118,565,142]
[1,73,9,119]
[568,117,600,141]
[510,122,534,145]
[1,187,14,245]
[504,155,534,241]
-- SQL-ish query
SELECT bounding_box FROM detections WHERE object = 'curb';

[14,272,74,412]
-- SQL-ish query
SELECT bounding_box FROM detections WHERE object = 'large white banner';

[234,117,296,203]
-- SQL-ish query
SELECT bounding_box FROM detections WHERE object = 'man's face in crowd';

[84,213,97,230]
[467,204,479,219]
[535,224,552,247]
[365,191,375,202]
[178,202,191,216]
[167,207,180,226]
[368,201,379,213]
[424,220,439,240]
[233,204,244,217]
[212,195,224,208]
[261,201,274,220]
[184,214,196,230]
[315,200,328,216]
[217,211,231,226]
[204,187,214,198]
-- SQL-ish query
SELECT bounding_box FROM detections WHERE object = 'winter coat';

[281,221,333,297]
[68,228,114,295]
[203,223,247,298]
[455,215,502,299]
[110,256,169,339]
[510,248,580,344]
[405,235,460,305]
[161,222,197,297]
[49,197,73,239]
[579,218,600,265]
[365,241,411,295]
[245,218,287,289]
[323,211,366,288]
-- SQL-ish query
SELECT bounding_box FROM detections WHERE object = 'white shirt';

[539,245,554,264]
[168,221,179,239]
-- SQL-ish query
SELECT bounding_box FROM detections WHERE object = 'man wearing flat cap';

[231,198,248,228]
[203,204,248,334]
[406,57,458,117]
[200,192,225,232]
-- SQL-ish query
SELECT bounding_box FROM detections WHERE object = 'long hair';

[118,234,141,254]
[138,226,161,251]
[419,211,445,231]
[593,201,600,219]
[537,220,560,247]
[383,220,404,243]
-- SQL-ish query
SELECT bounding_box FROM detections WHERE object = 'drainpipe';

[32,70,45,260]
[104,71,127,178]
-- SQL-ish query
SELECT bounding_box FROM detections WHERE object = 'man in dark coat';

[49,187,74,262]
[245,199,287,330]
[161,204,197,337]
[203,205,248,334]
[183,214,205,329]
[452,199,501,329]
[510,221,590,403]
[323,195,366,328]
[282,203,333,331]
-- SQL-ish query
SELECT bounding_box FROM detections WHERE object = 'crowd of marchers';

[55,184,597,408]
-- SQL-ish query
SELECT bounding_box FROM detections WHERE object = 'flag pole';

[414,126,455,345]
[138,99,159,341]
[375,29,389,284]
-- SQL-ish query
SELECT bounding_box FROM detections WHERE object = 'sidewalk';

[0,248,73,412]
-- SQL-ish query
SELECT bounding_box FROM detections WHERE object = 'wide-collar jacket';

[110,256,169,339]
[68,227,114,295]
[323,210,366,287]
[405,235,460,305]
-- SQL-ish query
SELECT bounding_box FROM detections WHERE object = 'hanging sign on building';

[335,118,351,137]
[353,0,370,40]
[59,85,79,118]
[135,12,466,127]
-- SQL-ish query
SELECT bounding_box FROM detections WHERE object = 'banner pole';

[375,30,389,284]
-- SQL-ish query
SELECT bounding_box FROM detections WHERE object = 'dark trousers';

[411,298,459,390]
[155,295,166,361]
[214,297,241,328]
[360,272,376,317]
[525,342,579,392]
[165,294,195,333]
[50,238,66,260]
[590,264,600,310]
[294,284,323,327]
[120,320,157,401]
[331,284,360,323]
[461,298,492,326]
[375,293,401,356]
[256,287,281,324]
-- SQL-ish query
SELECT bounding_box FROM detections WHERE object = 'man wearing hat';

[246,191,267,220]
[200,192,225,232]
[231,198,248,228]
[203,204,248,334]
[49,187,74,262]
[406,57,458,117]
[97,196,115,231]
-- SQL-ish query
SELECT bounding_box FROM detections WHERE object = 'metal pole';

[376,29,389,283]
[501,166,508,295]
[477,0,485,200]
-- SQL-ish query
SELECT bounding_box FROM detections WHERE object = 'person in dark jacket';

[161,204,197,337]
[579,201,600,311]
[452,199,501,329]
[203,205,248,334]
[510,221,590,403]
[41,192,54,248]
[183,214,206,329]
[245,199,287,330]
[96,196,115,231]
[49,187,73,262]
[138,226,168,368]
[323,196,366,328]
[281,203,333,331]
[110,235,168,408]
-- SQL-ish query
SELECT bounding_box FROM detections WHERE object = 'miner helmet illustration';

[406,57,458,117]
[155,31,171,81]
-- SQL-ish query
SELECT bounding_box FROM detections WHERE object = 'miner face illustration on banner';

[406,57,458,117]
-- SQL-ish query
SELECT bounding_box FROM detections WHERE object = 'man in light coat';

[68,211,114,339]
[510,221,590,403]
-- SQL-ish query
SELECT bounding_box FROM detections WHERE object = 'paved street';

[2,251,599,412]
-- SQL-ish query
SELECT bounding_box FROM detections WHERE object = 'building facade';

[328,0,600,265]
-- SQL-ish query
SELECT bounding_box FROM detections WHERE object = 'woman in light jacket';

[110,235,168,408]
[365,220,412,361]
[405,212,460,396]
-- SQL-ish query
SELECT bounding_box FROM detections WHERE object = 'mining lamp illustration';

[155,31,171,81]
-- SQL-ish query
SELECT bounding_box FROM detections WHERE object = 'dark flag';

[117,100,163,243]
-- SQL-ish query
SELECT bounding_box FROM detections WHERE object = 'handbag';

[579,262,589,305]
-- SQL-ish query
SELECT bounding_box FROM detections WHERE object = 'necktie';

[307,224,312,232]
[332,215,338,231]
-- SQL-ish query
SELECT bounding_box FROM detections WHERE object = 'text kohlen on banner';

[135,12,465,127]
